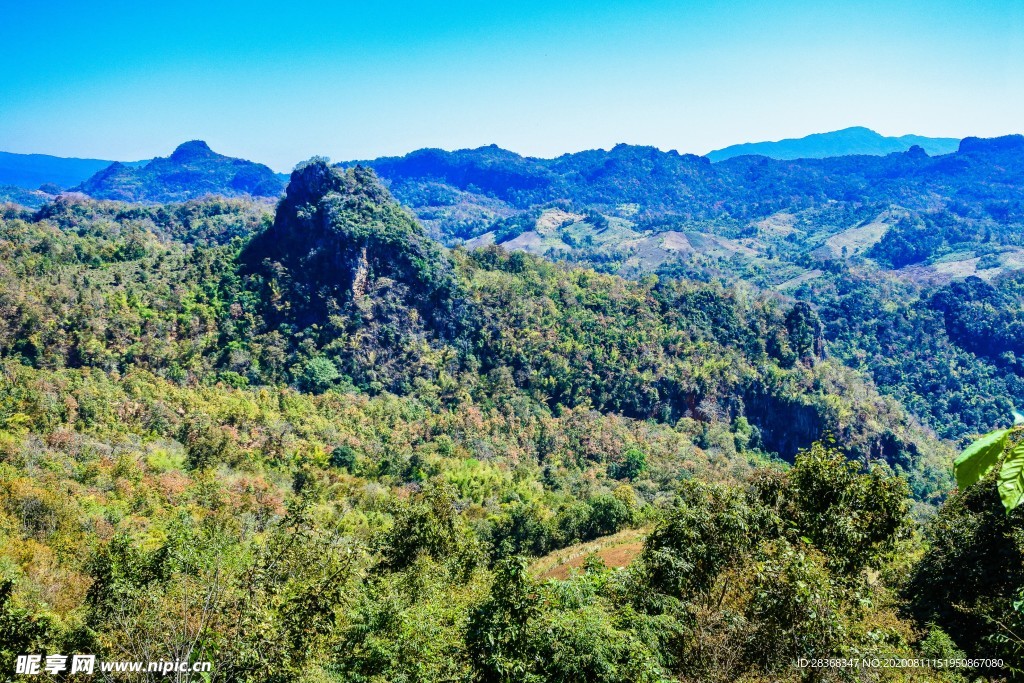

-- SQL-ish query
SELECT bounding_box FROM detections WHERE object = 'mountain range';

[0,127,965,203]
[4,133,1024,291]
[345,135,1024,255]
[3,128,1024,678]
[706,126,960,161]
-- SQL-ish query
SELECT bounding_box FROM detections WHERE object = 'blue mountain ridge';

[706,126,960,162]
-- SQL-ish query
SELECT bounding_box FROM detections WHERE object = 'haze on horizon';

[1,0,1022,171]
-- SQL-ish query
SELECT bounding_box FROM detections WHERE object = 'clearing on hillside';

[531,528,648,581]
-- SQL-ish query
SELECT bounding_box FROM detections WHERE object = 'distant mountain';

[348,135,1023,241]
[706,126,960,162]
[74,140,285,202]
[0,151,147,190]
[344,143,719,239]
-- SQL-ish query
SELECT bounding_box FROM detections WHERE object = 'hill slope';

[342,137,1024,442]
[0,169,951,493]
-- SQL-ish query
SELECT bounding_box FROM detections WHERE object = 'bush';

[641,481,756,599]
[298,356,340,393]
[744,541,845,671]
[608,446,647,481]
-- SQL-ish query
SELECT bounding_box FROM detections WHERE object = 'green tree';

[609,446,647,481]
[904,472,1024,662]
[298,356,340,393]
[0,579,54,677]
[641,481,756,599]
[466,557,539,683]
[775,442,909,576]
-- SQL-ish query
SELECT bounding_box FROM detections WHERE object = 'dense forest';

[343,137,1024,444]
[1,160,1023,681]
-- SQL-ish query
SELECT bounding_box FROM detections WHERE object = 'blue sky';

[1,0,1021,170]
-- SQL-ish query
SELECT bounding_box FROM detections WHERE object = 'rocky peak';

[903,145,929,160]
[169,140,217,163]
[241,159,463,334]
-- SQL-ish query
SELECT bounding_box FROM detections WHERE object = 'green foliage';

[744,542,845,671]
[609,446,647,481]
[629,445,919,680]
[299,356,341,393]
[919,624,965,661]
[953,426,1024,512]
[466,557,539,683]
[334,555,481,682]
[868,214,942,268]
[904,472,1024,662]
[0,168,1006,681]
[802,269,1024,443]
[642,481,755,599]
[783,301,823,362]
[782,443,909,575]
[954,428,1011,490]
[466,557,667,683]
[991,587,1024,674]
[999,442,1024,511]
[379,485,479,574]
[487,501,552,558]
[0,578,54,677]
[528,603,666,683]
[328,445,357,472]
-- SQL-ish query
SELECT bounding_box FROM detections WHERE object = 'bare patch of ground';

[536,208,584,232]
[464,232,496,248]
[823,219,890,257]
[775,269,823,291]
[532,528,648,581]
[660,231,694,252]
[501,230,569,254]
[754,212,800,237]
[899,249,1024,284]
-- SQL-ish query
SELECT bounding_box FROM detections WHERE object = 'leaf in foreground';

[998,443,1024,512]
[953,428,1010,490]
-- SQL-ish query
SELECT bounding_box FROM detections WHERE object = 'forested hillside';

[334,137,1024,445]
[1,161,1021,681]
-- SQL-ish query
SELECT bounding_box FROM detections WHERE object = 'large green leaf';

[954,428,1010,490]
[998,443,1024,512]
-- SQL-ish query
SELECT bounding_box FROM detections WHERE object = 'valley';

[0,137,1022,681]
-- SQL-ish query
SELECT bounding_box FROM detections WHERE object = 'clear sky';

[1,0,1022,170]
